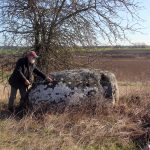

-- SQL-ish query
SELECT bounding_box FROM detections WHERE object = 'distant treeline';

[83,45,150,49]
[0,45,150,50]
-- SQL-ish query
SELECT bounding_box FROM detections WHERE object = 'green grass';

[94,47,150,51]
[0,48,27,55]
[0,47,150,55]
[0,70,10,83]
[73,47,150,52]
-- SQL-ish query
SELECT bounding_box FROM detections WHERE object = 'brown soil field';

[75,49,150,82]
[1,49,150,82]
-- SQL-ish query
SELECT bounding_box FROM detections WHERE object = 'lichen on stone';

[28,69,119,109]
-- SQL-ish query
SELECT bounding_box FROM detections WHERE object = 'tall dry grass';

[0,83,150,150]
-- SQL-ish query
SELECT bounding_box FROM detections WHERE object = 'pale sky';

[128,0,150,45]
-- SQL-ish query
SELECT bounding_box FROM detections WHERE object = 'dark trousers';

[8,86,27,109]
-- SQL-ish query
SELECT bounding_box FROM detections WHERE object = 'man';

[8,51,52,112]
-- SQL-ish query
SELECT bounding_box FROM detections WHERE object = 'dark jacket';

[9,57,46,88]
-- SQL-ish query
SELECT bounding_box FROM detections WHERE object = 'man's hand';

[25,79,31,86]
[46,76,53,82]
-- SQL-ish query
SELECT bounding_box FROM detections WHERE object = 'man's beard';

[29,59,35,64]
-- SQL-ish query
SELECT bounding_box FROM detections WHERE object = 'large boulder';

[28,69,119,110]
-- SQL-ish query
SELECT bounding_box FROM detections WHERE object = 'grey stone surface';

[28,69,119,109]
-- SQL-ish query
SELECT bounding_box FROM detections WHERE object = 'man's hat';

[27,51,39,58]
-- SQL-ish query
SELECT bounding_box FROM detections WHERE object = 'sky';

[128,0,150,45]
[0,0,149,46]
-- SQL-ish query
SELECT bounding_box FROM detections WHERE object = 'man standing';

[8,51,52,112]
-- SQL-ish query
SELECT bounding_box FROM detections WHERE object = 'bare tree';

[0,0,140,72]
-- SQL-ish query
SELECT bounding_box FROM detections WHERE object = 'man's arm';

[16,60,27,82]
[33,67,53,82]
[33,67,47,79]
